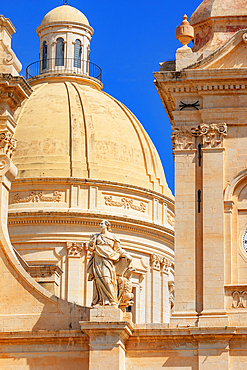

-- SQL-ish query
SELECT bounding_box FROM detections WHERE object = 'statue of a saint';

[87,220,134,308]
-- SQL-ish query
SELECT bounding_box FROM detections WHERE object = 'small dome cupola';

[26,3,102,87]
[190,0,247,52]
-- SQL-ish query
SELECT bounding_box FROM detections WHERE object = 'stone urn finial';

[176,14,194,48]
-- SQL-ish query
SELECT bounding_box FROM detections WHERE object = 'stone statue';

[87,219,134,308]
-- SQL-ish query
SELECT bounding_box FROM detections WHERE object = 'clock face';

[243,230,247,253]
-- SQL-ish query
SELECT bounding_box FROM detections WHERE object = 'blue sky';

[1,0,202,194]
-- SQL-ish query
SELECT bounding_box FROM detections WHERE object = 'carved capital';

[161,257,172,274]
[232,291,247,308]
[150,254,162,270]
[67,242,86,257]
[200,123,227,148]
[0,131,17,159]
[171,125,199,151]
[151,254,172,272]
[171,123,227,151]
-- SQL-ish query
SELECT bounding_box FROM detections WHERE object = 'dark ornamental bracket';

[179,101,200,111]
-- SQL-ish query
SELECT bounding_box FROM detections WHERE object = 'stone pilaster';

[200,123,228,326]
[80,306,133,370]
[171,125,198,325]
[67,241,87,304]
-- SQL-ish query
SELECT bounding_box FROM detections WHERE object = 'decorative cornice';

[166,82,247,94]
[11,177,174,208]
[7,214,174,246]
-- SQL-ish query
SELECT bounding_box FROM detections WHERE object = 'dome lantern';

[26,4,102,87]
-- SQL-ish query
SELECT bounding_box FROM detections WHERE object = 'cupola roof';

[40,5,90,26]
[189,0,247,52]
[13,81,172,197]
[190,0,247,25]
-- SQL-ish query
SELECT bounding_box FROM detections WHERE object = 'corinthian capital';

[171,125,199,151]
[200,123,227,148]
[67,242,86,257]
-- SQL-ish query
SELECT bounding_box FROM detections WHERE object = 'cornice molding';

[11,177,174,207]
[8,212,174,245]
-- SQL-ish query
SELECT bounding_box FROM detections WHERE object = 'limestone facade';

[2,0,247,369]
[8,4,174,327]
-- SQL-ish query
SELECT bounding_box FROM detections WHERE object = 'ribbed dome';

[190,0,247,25]
[13,81,172,197]
[40,5,89,26]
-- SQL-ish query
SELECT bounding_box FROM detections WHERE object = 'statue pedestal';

[80,306,133,370]
[90,305,125,322]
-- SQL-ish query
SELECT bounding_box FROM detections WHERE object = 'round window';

[243,230,247,253]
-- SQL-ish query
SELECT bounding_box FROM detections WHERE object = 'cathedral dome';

[190,0,247,52]
[190,0,247,25]
[13,80,172,197]
[40,5,90,27]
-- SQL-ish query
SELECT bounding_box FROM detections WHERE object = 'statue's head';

[100,219,112,232]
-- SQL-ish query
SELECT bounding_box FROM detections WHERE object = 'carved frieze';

[67,242,86,257]
[12,191,62,203]
[200,123,227,148]
[232,291,247,308]
[0,131,17,159]
[104,195,146,213]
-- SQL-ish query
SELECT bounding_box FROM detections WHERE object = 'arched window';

[55,38,64,66]
[42,41,47,70]
[74,39,82,68]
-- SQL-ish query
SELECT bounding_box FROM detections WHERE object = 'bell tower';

[154,0,247,328]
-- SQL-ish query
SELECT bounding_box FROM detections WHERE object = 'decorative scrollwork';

[171,125,198,151]
[232,291,247,308]
[12,191,62,204]
[200,123,227,148]
[171,123,227,151]
[104,195,146,213]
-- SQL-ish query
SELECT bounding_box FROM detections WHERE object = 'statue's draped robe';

[87,233,121,306]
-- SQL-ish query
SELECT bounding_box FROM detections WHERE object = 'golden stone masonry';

[1,0,247,368]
